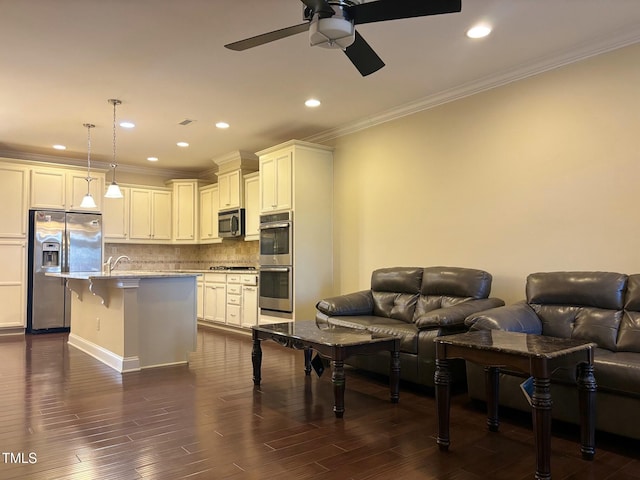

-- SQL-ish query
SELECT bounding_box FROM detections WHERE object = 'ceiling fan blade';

[349,0,462,25]
[344,31,385,77]
[225,23,310,51]
[300,0,335,17]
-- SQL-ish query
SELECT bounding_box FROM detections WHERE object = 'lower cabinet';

[199,272,259,328]
[203,273,226,323]
[0,240,26,329]
[241,284,258,328]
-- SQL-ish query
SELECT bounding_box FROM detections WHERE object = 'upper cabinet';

[217,170,241,210]
[30,167,65,209]
[244,172,259,241]
[0,163,28,238]
[30,166,104,212]
[129,187,172,242]
[259,149,292,213]
[213,150,258,212]
[66,170,105,211]
[102,186,130,241]
[199,184,221,243]
[167,179,202,244]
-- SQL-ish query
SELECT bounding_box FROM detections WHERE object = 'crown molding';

[0,149,191,178]
[305,29,640,144]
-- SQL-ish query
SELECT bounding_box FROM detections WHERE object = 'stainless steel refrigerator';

[27,210,102,332]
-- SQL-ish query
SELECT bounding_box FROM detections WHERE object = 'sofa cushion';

[421,266,492,299]
[372,292,419,323]
[526,271,627,309]
[531,305,622,351]
[617,311,640,353]
[594,350,640,397]
[370,267,422,323]
[371,267,423,293]
[415,295,471,319]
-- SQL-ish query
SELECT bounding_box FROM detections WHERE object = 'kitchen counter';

[47,271,199,373]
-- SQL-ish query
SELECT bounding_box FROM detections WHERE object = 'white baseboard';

[68,333,140,373]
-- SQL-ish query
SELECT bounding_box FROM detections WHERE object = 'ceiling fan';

[225,0,462,77]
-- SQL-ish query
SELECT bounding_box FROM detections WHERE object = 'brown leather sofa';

[465,271,640,440]
[315,266,504,388]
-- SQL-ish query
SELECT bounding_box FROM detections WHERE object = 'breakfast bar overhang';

[47,271,200,373]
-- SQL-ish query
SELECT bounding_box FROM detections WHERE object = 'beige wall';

[329,43,640,304]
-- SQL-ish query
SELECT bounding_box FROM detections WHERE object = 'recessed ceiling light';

[466,24,492,39]
[53,144,66,150]
[120,121,135,129]
[215,122,230,129]
[147,157,159,162]
[305,99,321,108]
[177,142,189,147]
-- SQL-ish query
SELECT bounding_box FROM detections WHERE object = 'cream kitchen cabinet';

[203,273,226,323]
[0,240,26,329]
[167,179,200,243]
[199,184,221,243]
[102,186,130,241]
[0,163,28,238]
[217,170,241,210]
[259,149,292,213]
[129,187,172,241]
[244,172,259,241]
[241,284,258,328]
[228,273,258,328]
[66,170,105,211]
[196,277,204,319]
[30,166,104,211]
[29,166,66,209]
[0,162,28,330]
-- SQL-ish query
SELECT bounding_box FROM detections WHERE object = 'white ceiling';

[1,0,640,175]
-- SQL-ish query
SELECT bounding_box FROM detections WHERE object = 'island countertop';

[46,271,202,280]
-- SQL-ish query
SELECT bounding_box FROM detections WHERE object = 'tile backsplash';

[105,240,259,271]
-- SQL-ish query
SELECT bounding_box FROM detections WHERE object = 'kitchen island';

[47,271,200,373]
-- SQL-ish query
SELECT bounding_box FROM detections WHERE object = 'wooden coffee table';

[434,330,596,480]
[251,320,401,418]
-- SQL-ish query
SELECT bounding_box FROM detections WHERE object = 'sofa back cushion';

[420,266,492,299]
[412,267,493,321]
[371,267,422,323]
[526,272,627,351]
[618,274,640,353]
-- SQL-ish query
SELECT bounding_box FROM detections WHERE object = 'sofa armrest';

[414,298,505,329]
[315,290,374,316]
[464,301,542,334]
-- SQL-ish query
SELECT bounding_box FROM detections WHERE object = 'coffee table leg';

[434,357,451,451]
[304,347,312,376]
[532,376,552,480]
[485,366,500,432]
[252,337,262,386]
[577,362,596,460]
[331,359,345,418]
[389,349,400,403]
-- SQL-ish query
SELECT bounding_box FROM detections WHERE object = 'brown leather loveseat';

[315,266,504,388]
[465,271,640,439]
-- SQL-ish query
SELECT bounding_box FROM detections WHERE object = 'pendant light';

[104,98,124,199]
[80,123,97,208]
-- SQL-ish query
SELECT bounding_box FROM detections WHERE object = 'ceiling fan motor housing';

[308,0,360,49]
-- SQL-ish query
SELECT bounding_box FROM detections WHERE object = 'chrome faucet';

[103,255,130,275]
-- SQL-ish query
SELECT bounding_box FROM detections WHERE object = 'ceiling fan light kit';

[225,0,462,76]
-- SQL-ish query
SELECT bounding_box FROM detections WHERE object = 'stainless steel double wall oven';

[259,211,293,315]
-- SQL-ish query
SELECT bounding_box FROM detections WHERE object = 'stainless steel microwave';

[218,208,245,238]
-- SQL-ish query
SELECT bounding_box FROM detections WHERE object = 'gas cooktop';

[209,266,257,271]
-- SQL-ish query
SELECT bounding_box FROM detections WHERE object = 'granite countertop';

[46,271,203,280]
[176,269,259,274]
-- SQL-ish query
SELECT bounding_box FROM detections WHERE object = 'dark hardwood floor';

[1,327,639,479]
